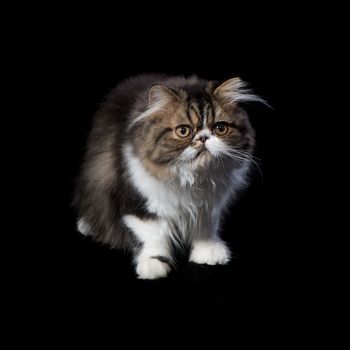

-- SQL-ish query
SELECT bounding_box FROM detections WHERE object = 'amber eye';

[175,125,192,138]
[213,122,229,136]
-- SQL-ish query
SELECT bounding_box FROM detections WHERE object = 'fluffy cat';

[73,74,264,279]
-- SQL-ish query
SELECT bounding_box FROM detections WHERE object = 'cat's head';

[129,76,265,182]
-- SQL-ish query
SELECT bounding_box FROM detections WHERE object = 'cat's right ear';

[148,85,179,106]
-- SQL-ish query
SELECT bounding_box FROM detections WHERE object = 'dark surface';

[45,53,299,321]
[18,7,325,341]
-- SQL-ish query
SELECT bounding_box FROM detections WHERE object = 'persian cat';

[73,74,264,279]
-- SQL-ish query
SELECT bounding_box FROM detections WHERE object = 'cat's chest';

[124,144,237,219]
[140,178,227,219]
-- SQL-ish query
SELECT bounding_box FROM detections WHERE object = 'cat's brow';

[185,106,194,125]
[202,102,211,127]
[206,101,215,126]
[198,101,212,130]
[191,104,201,117]
[187,104,200,126]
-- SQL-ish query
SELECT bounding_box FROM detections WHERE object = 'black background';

[14,4,332,342]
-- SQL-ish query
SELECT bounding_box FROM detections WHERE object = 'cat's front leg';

[123,215,172,279]
[189,216,231,265]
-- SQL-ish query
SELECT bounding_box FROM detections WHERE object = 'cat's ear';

[148,85,179,106]
[213,77,267,106]
[128,85,179,129]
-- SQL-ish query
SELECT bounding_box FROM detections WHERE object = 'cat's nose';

[199,135,208,143]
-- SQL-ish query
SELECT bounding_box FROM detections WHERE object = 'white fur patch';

[189,239,231,265]
[205,136,228,158]
[123,215,169,245]
[123,215,171,279]
[123,144,201,237]
[136,258,171,280]
[77,218,91,236]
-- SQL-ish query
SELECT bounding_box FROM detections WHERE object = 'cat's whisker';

[232,149,261,165]
[248,158,264,182]
[231,148,259,160]
[227,150,263,183]
[227,156,248,167]
[220,149,250,163]
[215,154,225,169]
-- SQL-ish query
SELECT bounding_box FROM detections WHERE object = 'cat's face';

[130,78,256,181]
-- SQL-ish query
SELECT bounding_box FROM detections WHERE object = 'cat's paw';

[189,240,231,265]
[136,258,171,280]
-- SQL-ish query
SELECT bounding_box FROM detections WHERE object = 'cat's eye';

[175,125,192,138]
[213,122,229,136]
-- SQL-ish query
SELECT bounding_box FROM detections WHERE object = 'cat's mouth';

[193,148,209,161]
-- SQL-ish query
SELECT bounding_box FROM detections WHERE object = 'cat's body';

[74,74,262,279]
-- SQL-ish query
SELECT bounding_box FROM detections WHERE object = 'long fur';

[73,73,263,279]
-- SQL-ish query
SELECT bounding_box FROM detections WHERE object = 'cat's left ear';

[128,85,180,129]
[212,77,267,106]
[148,85,179,106]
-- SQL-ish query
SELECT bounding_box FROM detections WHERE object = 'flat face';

[131,84,255,180]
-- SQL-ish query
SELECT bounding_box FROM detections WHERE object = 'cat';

[73,73,265,279]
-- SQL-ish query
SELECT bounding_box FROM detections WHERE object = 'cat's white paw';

[189,240,231,265]
[136,258,171,280]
